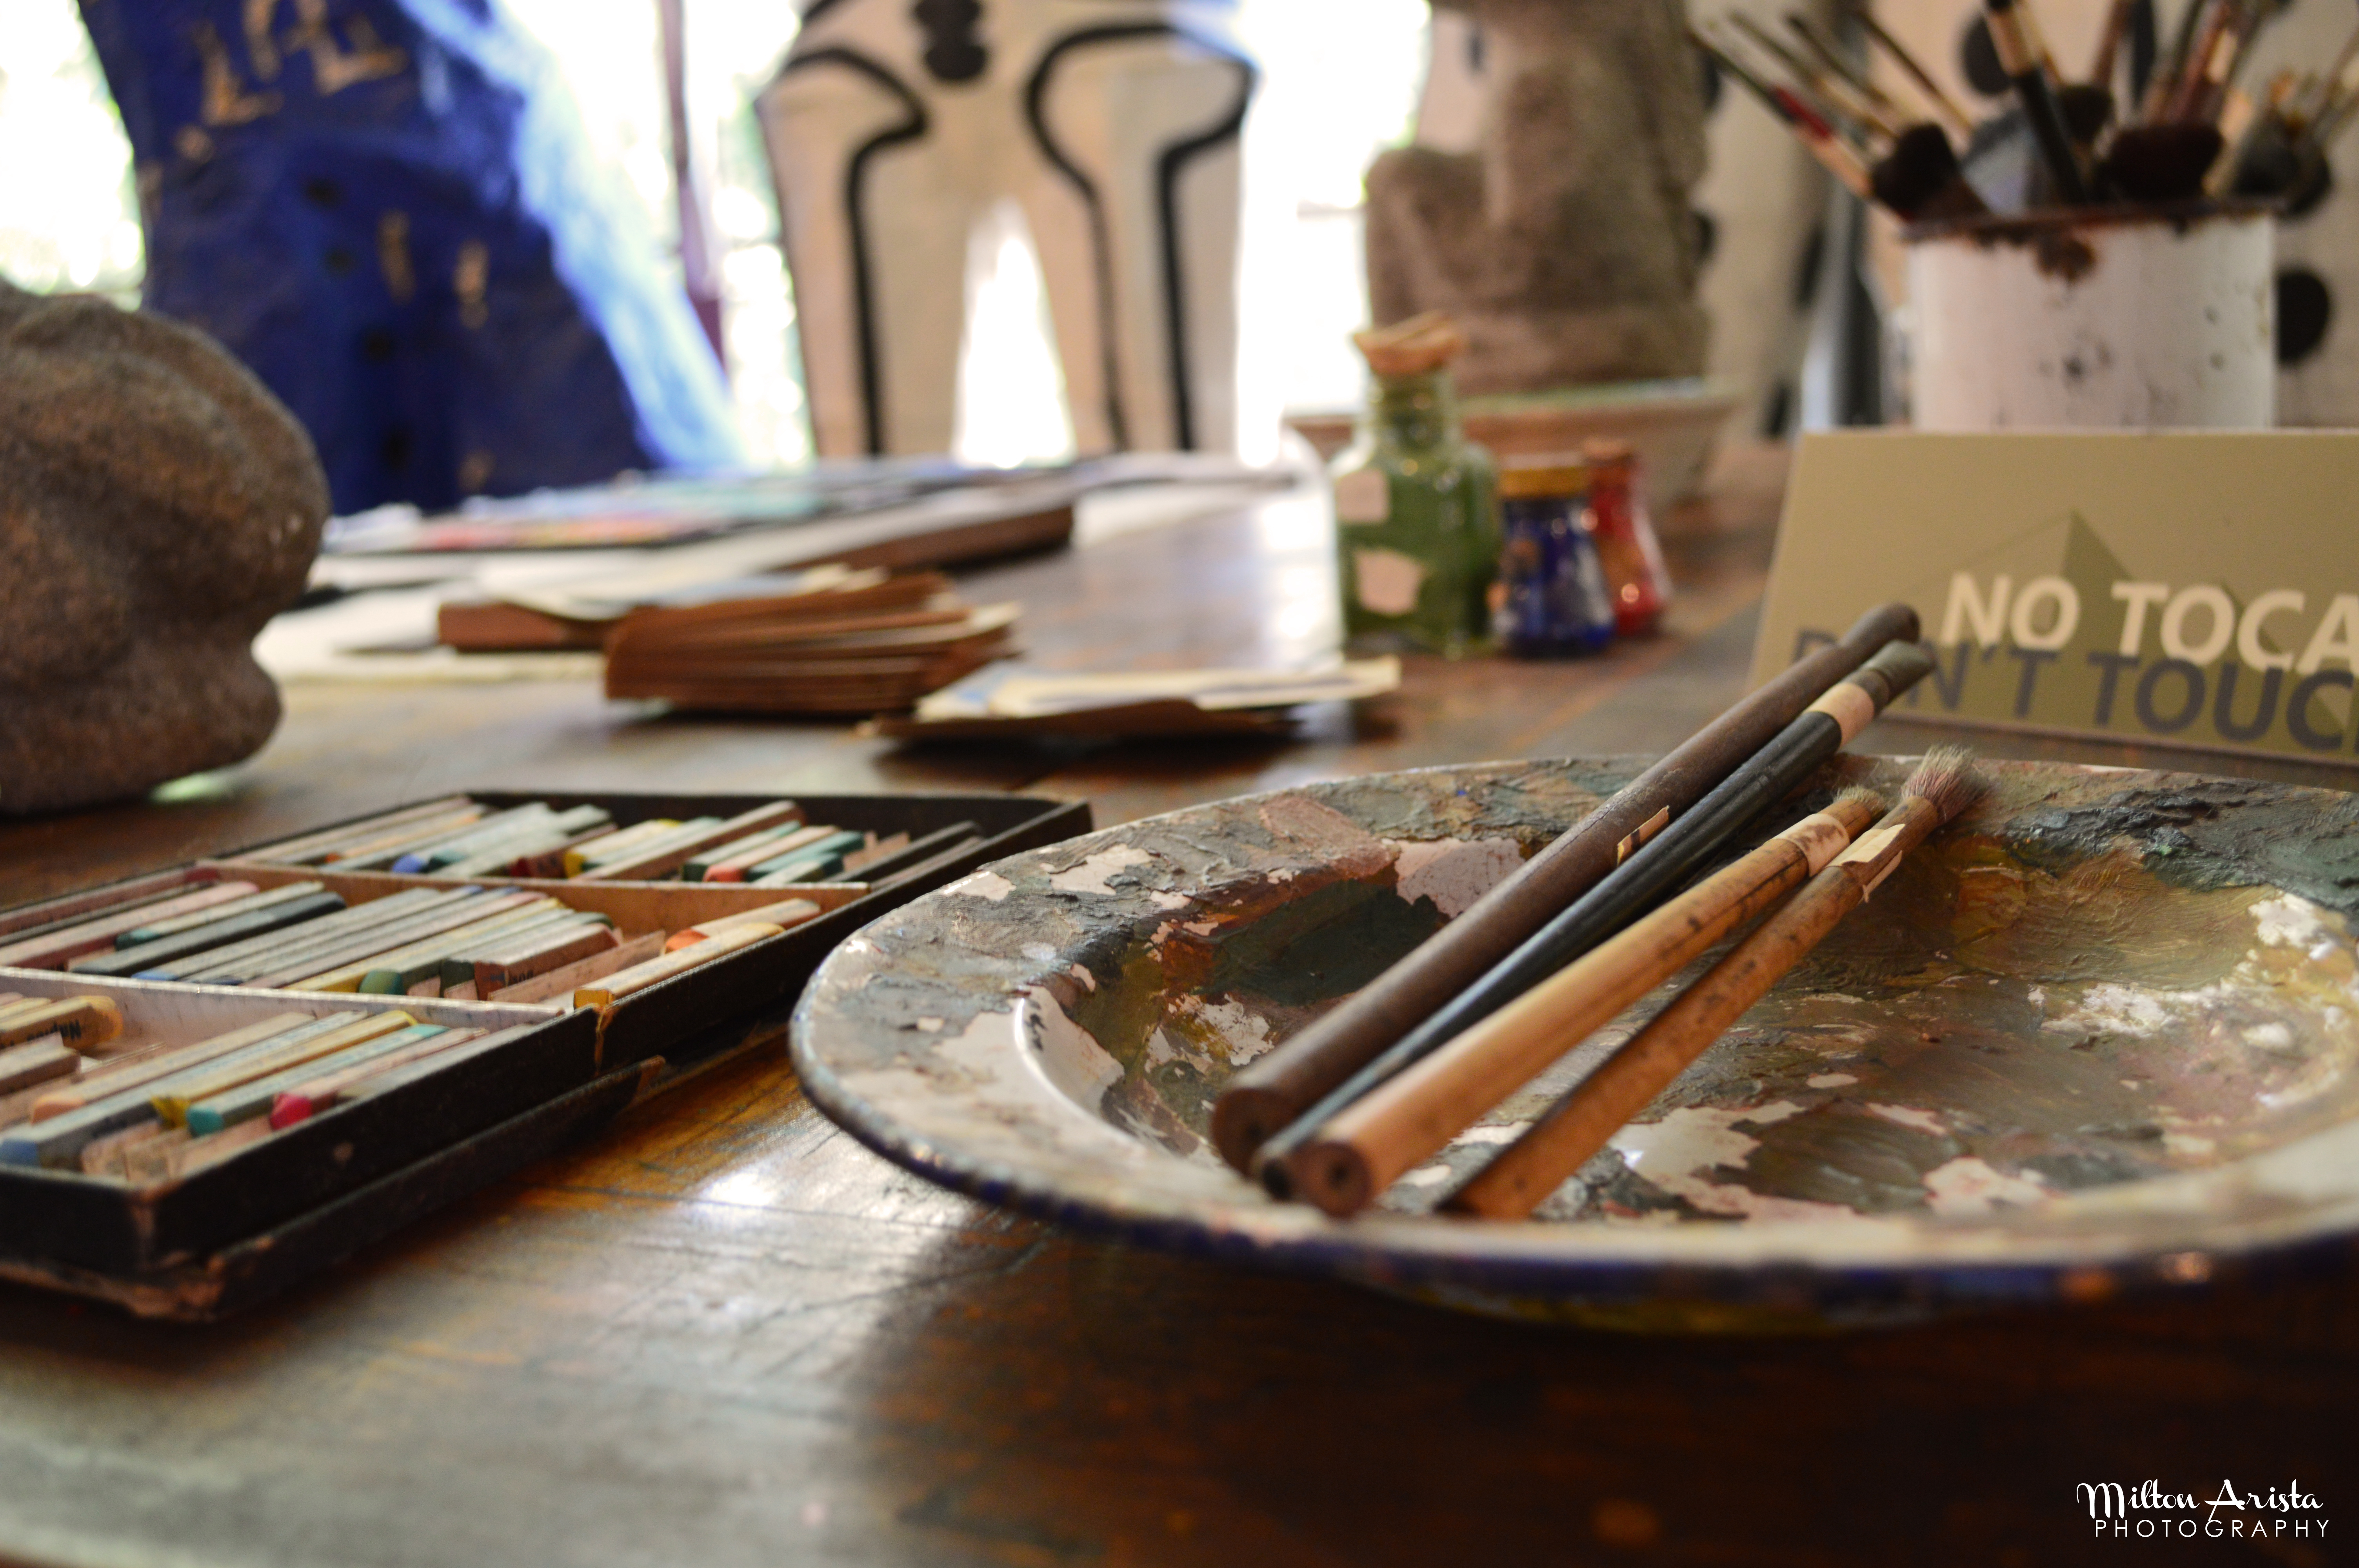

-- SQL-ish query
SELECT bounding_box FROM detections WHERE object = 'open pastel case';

[0,789,1088,1318]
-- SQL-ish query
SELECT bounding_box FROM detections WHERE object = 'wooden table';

[0,447,2349,1567]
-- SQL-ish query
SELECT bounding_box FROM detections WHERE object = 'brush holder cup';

[1903,202,2275,432]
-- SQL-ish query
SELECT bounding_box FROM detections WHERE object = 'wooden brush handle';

[1292,795,1882,1217]
[1444,797,1939,1221]
[1208,604,1920,1171]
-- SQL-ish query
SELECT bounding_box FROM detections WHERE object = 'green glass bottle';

[1330,325,1498,658]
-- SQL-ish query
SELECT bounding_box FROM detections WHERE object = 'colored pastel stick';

[569,817,725,881]
[573,921,784,1009]
[185,1024,452,1135]
[663,898,823,951]
[70,891,346,977]
[231,891,531,989]
[697,824,834,883]
[279,1022,533,1125]
[114,882,331,947]
[0,869,220,943]
[316,807,492,866]
[749,853,850,887]
[433,806,614,876]
[344,904,589,996]
[0,880,263,970]
[464,922,621,994]
[150,1010,417,1127]
[0,1036,78,1094]
[268,1026,484,1129]
[386,804,560,873]
[0,879,224,951]
[162,887,457,982]
[24,1011,311,1121]
[747,830,865,879]
[843,822,983,882]
[2,1012,333,1165]
[235,796,475,864]
[682,822,809,882]
[485,932,666,1003]
[0,996,123,1053]
[500,826,619,880]
[581,802,801,882]
[283,895,560,992]
[427,910,610,993]
[561,819,681,877]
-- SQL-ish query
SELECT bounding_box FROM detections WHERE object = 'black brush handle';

[1985,0,2093,203]
[1256,642,1935,1194]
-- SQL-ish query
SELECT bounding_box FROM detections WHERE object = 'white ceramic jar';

[1905,202,2276,431]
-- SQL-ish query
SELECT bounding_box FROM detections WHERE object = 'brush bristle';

[1833,785,1886,813]
[1902,747,1988,823]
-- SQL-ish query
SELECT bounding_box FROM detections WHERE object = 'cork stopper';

[1352,311,1466,378]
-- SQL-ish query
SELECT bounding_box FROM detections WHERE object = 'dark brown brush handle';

[1208,601,1920,1172]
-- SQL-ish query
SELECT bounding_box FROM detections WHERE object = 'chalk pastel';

[71,892,347,978]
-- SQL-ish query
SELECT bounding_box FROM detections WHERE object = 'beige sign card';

[1750,431,2359,766]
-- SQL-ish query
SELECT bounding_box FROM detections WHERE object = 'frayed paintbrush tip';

[1902,747,1988,823]
[1832,784,1887,813]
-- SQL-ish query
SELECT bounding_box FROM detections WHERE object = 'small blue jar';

[1490,463,1616,657]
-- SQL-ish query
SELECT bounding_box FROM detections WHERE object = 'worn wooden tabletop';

[0,447,2350,1567]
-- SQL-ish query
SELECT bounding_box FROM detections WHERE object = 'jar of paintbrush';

[1692,0,2355,432]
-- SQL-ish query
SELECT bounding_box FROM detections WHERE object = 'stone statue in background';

[1365,0,1710,396]
[0,282,327,814]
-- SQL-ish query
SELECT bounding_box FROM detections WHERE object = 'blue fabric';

[80,0,740,513]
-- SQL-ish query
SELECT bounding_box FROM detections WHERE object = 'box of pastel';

[0,789,1087,1318]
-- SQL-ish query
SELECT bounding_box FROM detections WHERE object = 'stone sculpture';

[758,0,1256,456]
[0,282,327,814]
[1366,0,1710,396]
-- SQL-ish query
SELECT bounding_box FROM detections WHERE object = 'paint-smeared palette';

[791,757,2359,1330]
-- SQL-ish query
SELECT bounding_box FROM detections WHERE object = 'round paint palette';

[791,757,2359,1330]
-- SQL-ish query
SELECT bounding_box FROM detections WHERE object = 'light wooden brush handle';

[1290,791,1885,1217]
[1445,793,1946,1221]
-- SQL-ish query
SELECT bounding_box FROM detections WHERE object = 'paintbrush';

[1443,750,1991,1221]
[2102,120,2226,200]
[1981,0,2093,204]
[1207,602,1924,1174]
[1254,640,1937,1199]
[1855,7,1977,139]
[1727,12,1901,136]
[1872,122,1992,220]
[1785,13,1908,126]
[1694,27,1876,199]
[1285,788,1888,1218]
[2089,0,2137,91]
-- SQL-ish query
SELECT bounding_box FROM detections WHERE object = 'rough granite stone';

[0,280,327,815]
[1365,0,1710,395]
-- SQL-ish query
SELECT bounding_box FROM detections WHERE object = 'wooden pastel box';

[0,789,1087,1316]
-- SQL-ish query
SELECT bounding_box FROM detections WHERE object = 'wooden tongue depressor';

[1211,603,1923,1175]
[1289,788,1888,1217]
[1254,639,1936,1198]
[572,922,783,1009]
[1445,750,1989,1220]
